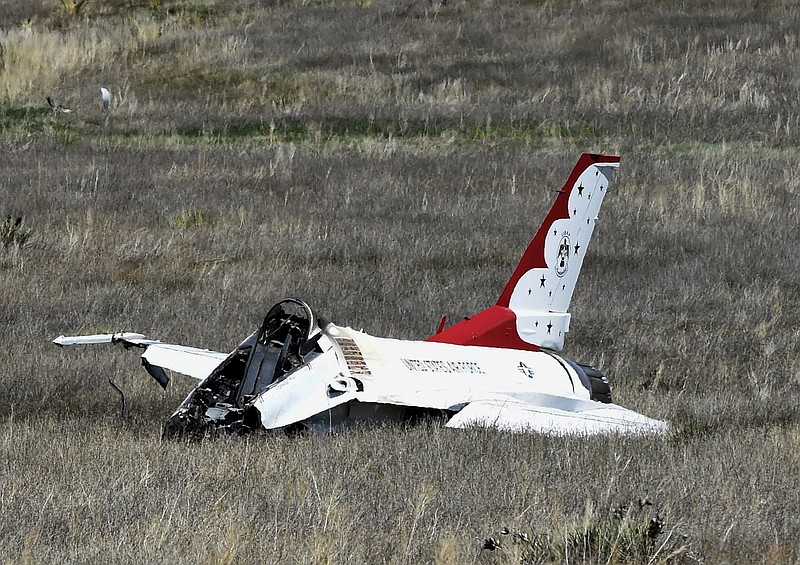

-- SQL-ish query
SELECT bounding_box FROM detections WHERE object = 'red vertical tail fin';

[428,153,620,352]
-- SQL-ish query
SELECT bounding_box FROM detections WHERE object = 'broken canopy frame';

[161,298,331,436]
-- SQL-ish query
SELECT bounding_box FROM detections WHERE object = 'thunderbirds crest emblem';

[555,232,570,277]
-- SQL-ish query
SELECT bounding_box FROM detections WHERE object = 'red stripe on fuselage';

[425,305,540,352]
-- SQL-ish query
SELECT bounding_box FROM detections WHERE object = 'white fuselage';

[250,323,589,432]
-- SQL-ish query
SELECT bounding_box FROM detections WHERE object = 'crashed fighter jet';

[55,153,667,437]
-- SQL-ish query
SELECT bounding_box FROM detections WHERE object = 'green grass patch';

[1,102,611,148]
[168,118,608,145]
[0,104,79,143]
[0,105,51,133]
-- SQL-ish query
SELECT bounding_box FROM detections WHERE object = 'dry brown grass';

[2,0,800,562]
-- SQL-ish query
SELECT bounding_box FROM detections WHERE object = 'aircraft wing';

[53,332,229,386]
[444,395,667,435]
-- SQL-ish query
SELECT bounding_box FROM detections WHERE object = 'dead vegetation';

[1,0,799,563]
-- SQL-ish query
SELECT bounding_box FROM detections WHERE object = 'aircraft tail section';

[428,153,620,352]
[498,153,619,350]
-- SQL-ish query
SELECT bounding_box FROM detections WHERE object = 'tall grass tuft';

[170,208,219,229]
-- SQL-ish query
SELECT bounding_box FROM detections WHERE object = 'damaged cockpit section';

[162,299,325,438]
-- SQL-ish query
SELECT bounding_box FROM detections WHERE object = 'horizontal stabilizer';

[446,396,667,435]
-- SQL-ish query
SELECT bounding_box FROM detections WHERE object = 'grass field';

[1,0,799,562]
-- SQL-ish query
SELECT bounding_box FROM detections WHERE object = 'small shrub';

[1,215,33,249]
[483,499,695,564]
